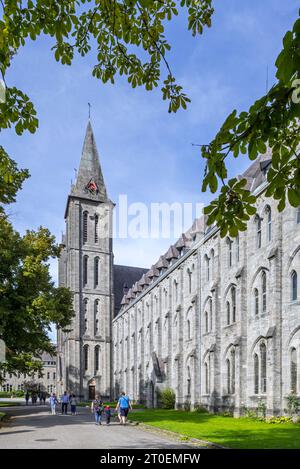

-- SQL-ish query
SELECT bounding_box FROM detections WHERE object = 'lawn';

[129,409,300,449]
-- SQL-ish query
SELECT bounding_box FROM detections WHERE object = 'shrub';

[286,393,300,417]
[194,404,208,414]
[241,405,257,419]
[257,400,267,419]
[159,388,176,409]
[267,416,292,424]
[220,411,233,417]
[183,400,191,412]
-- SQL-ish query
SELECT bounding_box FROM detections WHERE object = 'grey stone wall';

[112,190,300,415]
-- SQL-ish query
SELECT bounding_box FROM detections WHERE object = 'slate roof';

[117,152,272,313]
[72,121,108,202]
[114,265,148,316]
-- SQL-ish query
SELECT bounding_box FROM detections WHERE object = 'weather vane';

[88,102,91,120]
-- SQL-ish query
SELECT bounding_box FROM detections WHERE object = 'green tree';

[0,215,74,380]
[0,0,213,214]
[202,12,300,236]
[1,1,300,236]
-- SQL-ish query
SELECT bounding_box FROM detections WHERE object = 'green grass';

[0,412,5,420]
[129,409,300,449]
[0,402,21,407]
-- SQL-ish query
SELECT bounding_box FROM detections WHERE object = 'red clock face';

[85,179,98,194]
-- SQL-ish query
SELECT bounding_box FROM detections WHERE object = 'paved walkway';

[0,406,192,449]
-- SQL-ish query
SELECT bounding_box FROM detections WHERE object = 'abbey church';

[57,122,300,416]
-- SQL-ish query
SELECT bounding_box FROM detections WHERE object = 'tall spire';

[71,121,107,202]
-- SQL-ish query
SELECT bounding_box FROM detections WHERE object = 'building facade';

[58,123,300,415]
[1,352,57,395]
[112,155,300,416]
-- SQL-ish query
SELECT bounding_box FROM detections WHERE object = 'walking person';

[49,393,58,415]
[25,391,30,406]
[116,392,132,425]
[70,394,77,415]
[91,395,103,425]
[61,391,69,415]
[104,405,111,425]
[42,392,46,405]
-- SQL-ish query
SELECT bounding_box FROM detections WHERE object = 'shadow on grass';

[129,410,300,449]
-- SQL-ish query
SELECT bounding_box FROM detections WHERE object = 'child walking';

[104,405,111,425]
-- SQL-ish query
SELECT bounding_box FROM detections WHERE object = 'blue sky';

[1,1,299,302]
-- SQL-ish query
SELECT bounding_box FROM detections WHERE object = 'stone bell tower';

[57,121,114,400]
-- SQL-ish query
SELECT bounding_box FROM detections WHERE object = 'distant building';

[1,352,57,395]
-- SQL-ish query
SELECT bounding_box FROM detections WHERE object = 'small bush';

[220,411,233,417]
[241,405,257,419]
[286,393,300,417]
[257,400,267,419]
[159,388,176,409]
[267,416,292,424]
[183,400,191,412]
[194,404,209,414]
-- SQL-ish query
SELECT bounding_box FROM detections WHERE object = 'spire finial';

[88,102,91,120]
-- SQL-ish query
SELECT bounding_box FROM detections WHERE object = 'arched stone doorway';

[88,378,96,400]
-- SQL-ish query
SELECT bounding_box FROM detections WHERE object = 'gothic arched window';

[83,211,88,244]
[266,206,272,242]
[204,256,210,282]
[260,343,267,393]
[254,288,259,316]
[83,345,89,371]
[226,301,230,326]
[94,214,99,243]
[254,353,259,394]
[94,346,100,372]
[94,300,99,335]
[226,358,230,394]
[187,366,191,395]
[210,249,215,279]
[256,215,262,248]
[236,235,240,263]
[231,286,236,323]
[205,361,209,394]
[83,255,88,286]
[262,271,267,313]
[291,347,297,394]
[83,298,88,333]
[187,268,192,292]
[205,311,208,333]
[291,270,298,301]
[94,257,99,288]
[231,348,236,394]
[209,298,213,332]
[227,238,233,267]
